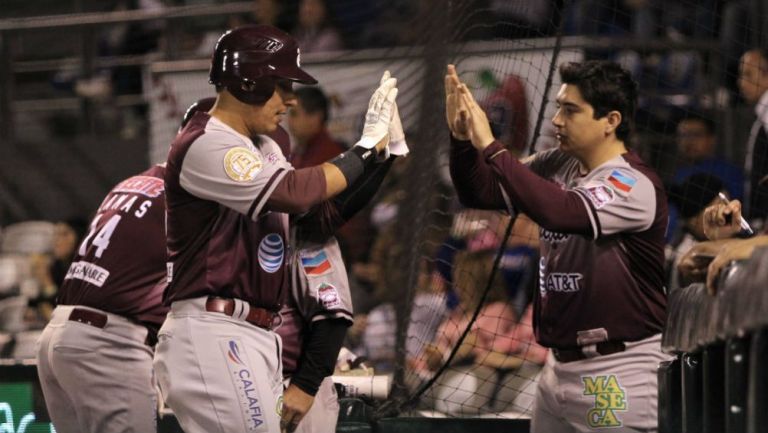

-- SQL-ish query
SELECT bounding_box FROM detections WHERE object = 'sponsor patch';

[300,250,333,276]
[582,374,628,428]
[607,170,636,193]
[65,261,110,287]
[113,175,164,197]
[585,185,616,209]
[258,234,284,273]
[317,283,341,309]
[265,152,279,164]
[220,339,269,432]
[224,147,263,182]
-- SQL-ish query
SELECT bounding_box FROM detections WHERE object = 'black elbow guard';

[329,146,376,185]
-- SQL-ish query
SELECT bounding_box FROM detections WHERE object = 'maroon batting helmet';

[209,25,318,105]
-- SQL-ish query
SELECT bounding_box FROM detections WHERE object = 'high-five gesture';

[445,65,470,140]
[445,64,496,150]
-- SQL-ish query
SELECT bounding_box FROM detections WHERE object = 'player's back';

[57,165,168,329]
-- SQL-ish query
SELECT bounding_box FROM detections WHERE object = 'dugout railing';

[662,246,768,433]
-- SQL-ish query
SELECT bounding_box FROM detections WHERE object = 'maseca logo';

[582,375,628,428]
[222,339,267,432]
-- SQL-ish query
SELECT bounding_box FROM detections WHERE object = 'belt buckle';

[271,312,283,331]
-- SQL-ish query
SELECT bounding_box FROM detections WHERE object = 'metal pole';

[0,31,14,141]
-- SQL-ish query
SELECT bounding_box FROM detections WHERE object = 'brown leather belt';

[552,341,627,363]
[68,308,108,328]
[205,297,277,330]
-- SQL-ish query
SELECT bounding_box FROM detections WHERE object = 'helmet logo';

[297,48,301,67]
[253,39,283,53]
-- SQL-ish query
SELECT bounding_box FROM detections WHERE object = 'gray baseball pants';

[531,333,671,433]
[36,305,157,433]
[153,297,284,433]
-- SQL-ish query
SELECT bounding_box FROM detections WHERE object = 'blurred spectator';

[288,87,347,168]
[194,0,294,57]
[488,0,555,38]
[28,218,87,323]
[665,173,725,291]
[738,48,768,228]
[293,0,344,53]
[673,114,743,200]
[667,114,744,238]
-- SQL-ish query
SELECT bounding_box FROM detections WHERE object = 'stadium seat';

[658,357,681,433]
[726,336,750,433]
[748,329,768,433]
[0,221,54,255]
[702,342,725,433]
[11,329,43,360]
[0,254,28,297]
[681,352,702,433]
[0,296,28,333]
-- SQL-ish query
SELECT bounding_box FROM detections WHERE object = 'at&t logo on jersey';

[220,339,267,432]
[582,375,628,428]
[258,234,284,273]
[539,258,583,295]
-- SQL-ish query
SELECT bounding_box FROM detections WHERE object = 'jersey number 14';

[78,214,122,258]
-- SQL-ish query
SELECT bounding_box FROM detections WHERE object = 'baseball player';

[278,84,406,431]
[446,61,671,432]
[34,98,214,433]
[153,24,399,433]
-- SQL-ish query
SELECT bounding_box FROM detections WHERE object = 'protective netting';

[142,0,768,422]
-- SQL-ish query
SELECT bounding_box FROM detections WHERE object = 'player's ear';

[604,110,622,136]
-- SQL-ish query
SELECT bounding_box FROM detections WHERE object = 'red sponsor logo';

[113,176,164,198]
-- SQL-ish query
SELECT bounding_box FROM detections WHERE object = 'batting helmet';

[209,25,318,105]
[180,97,216,131]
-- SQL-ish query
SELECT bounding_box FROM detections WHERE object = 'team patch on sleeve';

[223,147,263,182]
[316,283,342,309]
[300,250,333,276]
[607,170,636,193]
[584,184,616,209]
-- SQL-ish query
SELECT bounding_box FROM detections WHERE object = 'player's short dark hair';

[677,112,716,136]
[296,87,330,124]
[559,60,638,142]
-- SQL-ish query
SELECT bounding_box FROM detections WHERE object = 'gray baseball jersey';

[279,235,354,375]
[450,137,669,432]
[158,113,298,433]
[164,114,292,310]
[526,148,667,348]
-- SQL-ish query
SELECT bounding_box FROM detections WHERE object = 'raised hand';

[456,80,496,150]
[358,73,398,152]
[381,71,408,156]
[445,64,470,141]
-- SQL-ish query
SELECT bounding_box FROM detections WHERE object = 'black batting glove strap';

[329,146,377,186]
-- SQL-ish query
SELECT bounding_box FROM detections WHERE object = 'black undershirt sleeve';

[290,318,350,396]
[295,157,395,243]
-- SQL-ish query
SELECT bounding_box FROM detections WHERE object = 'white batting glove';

[356,75,398,150]
[380,71,409,156]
